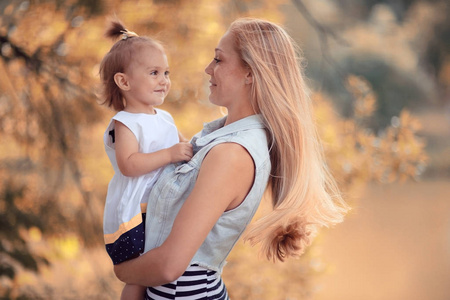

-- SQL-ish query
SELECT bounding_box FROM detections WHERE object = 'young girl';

[99,20,193,299]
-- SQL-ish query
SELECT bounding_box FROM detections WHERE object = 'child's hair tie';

[121,29,139,40]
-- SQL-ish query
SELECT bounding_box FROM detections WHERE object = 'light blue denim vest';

[144,114,271,274]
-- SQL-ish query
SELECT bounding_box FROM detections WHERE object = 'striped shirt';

[145,265,230,300]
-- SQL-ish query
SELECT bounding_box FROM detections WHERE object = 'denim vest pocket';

[171,162,196,190]
[174,163,194,174]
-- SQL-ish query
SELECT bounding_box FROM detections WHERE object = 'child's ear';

[114,72,130,91]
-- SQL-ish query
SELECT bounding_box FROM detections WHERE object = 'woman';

[114,18,348,299]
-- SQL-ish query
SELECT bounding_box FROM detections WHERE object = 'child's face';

[124,45,170,113]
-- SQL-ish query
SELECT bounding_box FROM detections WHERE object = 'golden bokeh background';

[0,0,448,299]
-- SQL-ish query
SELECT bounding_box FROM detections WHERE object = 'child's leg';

[121,284,146,300]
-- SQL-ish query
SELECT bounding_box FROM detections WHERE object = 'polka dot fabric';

[105,213,146,265]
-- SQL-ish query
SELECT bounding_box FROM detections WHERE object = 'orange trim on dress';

[104,213,143,244]
[140,203,147,213]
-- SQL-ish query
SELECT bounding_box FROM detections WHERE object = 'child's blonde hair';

[229,18,349,261]
[99,19,164,111]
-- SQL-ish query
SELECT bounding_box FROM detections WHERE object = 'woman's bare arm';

[114,142,255,286]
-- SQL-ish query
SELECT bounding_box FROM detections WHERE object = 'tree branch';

[291,0,350,77]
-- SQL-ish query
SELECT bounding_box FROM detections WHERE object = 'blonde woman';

[114,18,348,300]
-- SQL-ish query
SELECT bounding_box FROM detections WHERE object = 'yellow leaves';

[313,92,340,147]
[49,236,80,260]
[3,3,15,15]
[395,110,422,131]
[374,110,428,182]
[223,239,315,300]
[346,75,377,118]
[314,75,428,192]
[10,3,68,52]
[15,272,35,288]
[23,230,81,262]
[28,227,42,243]
[80,176,94,192]
[5,238,119,299]
[204,20,221,36]
[170,100,223,138]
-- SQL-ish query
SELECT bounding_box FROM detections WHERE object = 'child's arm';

[115,121,193,178]
[178,131,189,142]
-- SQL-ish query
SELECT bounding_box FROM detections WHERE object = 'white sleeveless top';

[103,109,179,245]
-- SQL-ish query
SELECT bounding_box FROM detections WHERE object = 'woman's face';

[205,31,250,110]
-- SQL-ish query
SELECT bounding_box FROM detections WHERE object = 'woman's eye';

[213,58,221,63]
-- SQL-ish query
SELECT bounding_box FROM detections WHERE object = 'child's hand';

[169,142,193,163]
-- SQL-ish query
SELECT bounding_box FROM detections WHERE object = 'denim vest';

[144,114,271,274]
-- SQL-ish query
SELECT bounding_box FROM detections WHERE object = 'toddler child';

[99,19,193,299]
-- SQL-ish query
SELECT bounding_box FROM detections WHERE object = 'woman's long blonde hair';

[229,18,349,261]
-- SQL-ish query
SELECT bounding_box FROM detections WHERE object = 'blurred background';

[0,0,448,299]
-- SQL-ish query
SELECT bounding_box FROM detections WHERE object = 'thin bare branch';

[291,0,350,77]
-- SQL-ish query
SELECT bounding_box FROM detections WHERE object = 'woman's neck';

[224,101,256,126]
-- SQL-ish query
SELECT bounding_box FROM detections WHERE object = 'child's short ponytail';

[105,20,139,41]
[105,20,127,40]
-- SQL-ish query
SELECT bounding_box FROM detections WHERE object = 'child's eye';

[164,71,170,76]
[213,58,221,63]
[150,71,158,75]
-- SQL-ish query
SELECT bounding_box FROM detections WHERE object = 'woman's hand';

[113,259,130,283]
[113,246,175,286]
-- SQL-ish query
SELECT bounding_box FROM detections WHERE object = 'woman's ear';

[114,72,130,91]
[245,71,253,85]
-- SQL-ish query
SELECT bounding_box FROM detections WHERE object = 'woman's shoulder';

[208,142,253,163]
[229,127,270,163]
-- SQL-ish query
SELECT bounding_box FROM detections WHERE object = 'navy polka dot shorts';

[105,213,146,265]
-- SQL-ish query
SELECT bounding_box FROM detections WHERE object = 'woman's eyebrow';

[215,48,224,53]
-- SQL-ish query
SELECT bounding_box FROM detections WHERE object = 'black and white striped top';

[145,265,230,300]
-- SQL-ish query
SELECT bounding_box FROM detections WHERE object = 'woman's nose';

[205,61,213,75]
